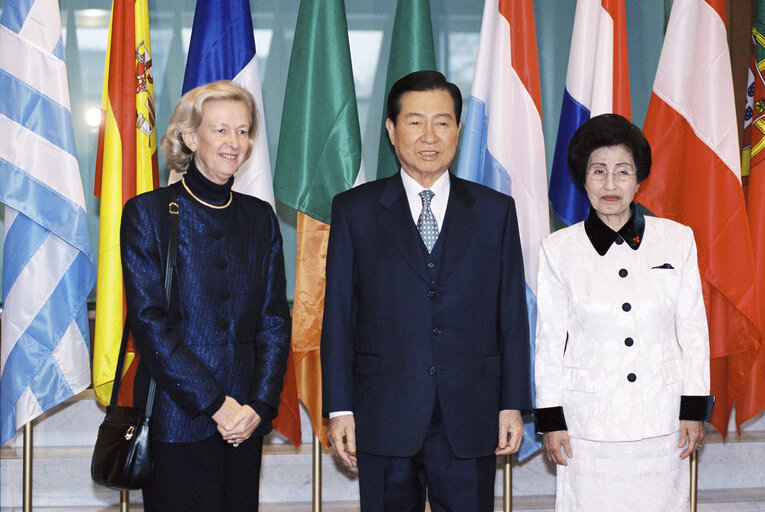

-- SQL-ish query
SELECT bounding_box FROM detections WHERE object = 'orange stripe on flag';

[292,212,331,445]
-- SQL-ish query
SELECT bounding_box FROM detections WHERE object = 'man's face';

[385,89,461,187]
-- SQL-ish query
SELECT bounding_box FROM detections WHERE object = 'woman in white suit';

[534,114,714,511]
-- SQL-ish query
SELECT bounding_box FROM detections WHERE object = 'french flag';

[170,0,275,208]
[457,0,548,460]
[548,0,630,225]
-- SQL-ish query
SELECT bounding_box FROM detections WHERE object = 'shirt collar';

[400,169,450,227]
[584,202,645,256]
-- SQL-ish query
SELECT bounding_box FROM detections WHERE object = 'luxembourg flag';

[548,0,630,225]
[457,0,548,460]
[168,0,274,208]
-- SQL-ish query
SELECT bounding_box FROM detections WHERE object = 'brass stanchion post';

[503,454,512,512]
[120,490,129,512]
[23,422,32,512]
[313,434,322,512]
[690,451,698,512]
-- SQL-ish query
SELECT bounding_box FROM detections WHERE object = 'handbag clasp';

[124,426,134,440]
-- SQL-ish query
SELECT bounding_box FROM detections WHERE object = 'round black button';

[624,337,634,347]
[211,229,224,239]
[627,373,637,382]
[220,290,231,300]
[432,328,442,335]
[216,259,228,269]
[622,302,631,312]
[615,237,624,245]
[429,366,437,375]
[619,269,628,278]
[427,262,435,269]
[427,289,436,298]
[219,319,230,330]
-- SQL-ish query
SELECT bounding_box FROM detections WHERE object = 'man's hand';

[329,414,357,467]
[678,420,704,459]
[496,409,524,455]
[543,430,572,466]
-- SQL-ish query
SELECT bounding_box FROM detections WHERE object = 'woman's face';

[584,145,639,231]
[182,99,251,184]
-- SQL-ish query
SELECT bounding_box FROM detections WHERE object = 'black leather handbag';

[91,190,179,490]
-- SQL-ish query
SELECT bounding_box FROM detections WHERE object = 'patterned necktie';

[417,189,439,253]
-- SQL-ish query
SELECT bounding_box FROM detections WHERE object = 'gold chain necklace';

[181,178,233,209]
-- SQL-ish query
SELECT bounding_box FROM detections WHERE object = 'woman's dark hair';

[567,113,651,187]
[386,70,462,125]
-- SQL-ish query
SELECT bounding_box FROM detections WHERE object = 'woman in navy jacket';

[121,81,290,511]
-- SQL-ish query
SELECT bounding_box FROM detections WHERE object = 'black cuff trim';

[534,406,568,433]
[679,395,715,422]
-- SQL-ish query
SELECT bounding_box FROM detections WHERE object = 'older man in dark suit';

[321,70,530,512]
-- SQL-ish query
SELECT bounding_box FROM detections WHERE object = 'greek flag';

[0,0,96,445]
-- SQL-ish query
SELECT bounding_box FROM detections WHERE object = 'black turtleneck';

[584,202,646,256]
[183,159,234,207]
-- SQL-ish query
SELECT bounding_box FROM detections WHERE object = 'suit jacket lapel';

[378,174,431,283]
[439,176,477,282]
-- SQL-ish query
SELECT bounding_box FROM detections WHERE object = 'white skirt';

[556,431,689,512]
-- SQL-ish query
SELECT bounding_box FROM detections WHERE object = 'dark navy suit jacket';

[121,182,291,443]
[321,173,531,459]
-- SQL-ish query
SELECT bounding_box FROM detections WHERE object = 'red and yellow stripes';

[93,0,158,406]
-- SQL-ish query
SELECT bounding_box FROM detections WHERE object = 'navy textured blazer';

[121,176,291,443]
[321,172,531,459]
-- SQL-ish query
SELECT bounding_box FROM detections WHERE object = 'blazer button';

[219,319,230,330]
[627,373,637,382]
[432,328,442,335]
[619,268,628,278]
[624,337,634,347]
[215,259,228,270]
[427,289,436,298]
[622,302,631,312]
[429,366,437,375]
[211,229,224,240]
[427,262,435,269]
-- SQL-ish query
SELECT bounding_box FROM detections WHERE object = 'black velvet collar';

[584,202,645,256]
[183,159,234,206]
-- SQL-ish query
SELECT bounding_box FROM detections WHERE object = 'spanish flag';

[92,0,158,406]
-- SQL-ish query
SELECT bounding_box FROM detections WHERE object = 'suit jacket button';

[429,366,437,375]
[216,259,228,270]
[622,302,631,312]
[427,262,435,269]
[427,289,436,298]
[627,373,637,382]
[432,328,442,335]
[619,268,628,278]
[624,337,634,347]
[219,319,230,330]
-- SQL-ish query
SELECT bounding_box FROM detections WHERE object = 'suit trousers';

[142,433,263,512]
[357,399,496,512]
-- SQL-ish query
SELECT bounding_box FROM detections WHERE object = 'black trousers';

[142,433,264,512]
[357,400,496,512]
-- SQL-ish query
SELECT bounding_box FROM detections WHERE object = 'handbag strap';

[109,188,179,418]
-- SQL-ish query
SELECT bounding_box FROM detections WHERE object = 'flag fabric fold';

[637,0,765,435]
[176,0,300,447]
[376,0,436,180]
[0,0,96,445]
[92,0,159,407]
[457,0,548,461]
[548,0,630,226]
[273,0,365,445]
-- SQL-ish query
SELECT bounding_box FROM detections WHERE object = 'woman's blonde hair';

[160,80,258,172]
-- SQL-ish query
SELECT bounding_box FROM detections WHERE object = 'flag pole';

[690,451,698,511]
[503,454,512,512]
[23,422,32,512]
[120,490,129,512]
[313,434,322,511]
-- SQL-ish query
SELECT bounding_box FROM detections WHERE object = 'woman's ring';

[233,442,240,447]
